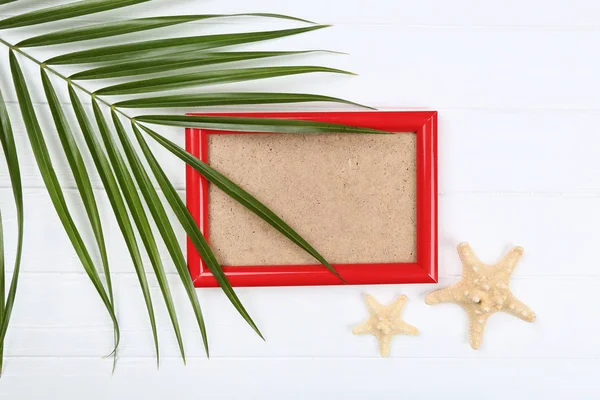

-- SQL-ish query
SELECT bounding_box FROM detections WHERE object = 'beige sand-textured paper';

[207,132,416,266]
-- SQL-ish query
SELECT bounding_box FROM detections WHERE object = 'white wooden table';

[0,0,598,398]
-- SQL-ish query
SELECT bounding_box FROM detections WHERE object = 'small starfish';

[426,242,536,349]
[353,294,419,357]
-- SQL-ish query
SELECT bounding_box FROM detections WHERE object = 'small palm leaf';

[0,211,4,372]
[137,123,345,281]
[132,123,263,338]
[18,13,314,47]
[135,115,389,135]
[92,100,186,362]
[95,66,353,96]
[70,51,333,80]
[114,93,372,109]
[42,70,119,364]
[41,70,115,306]
[112,112,209,356]
[0,85,22,377]
[9,50,120,359]
[0,0,150,29]
[45,26,328,65]
[68,85,159,364]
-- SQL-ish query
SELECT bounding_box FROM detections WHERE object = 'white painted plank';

[3,108,600,193]
[0,25,598,110]
[1,188,597,276]
[1,357,598,400]
[438,193,600,277]
[3,273,597,359]
[438,110,600,193]
[2,0,600,28]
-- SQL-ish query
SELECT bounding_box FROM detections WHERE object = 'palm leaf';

[41,69,119,359]
[41,70,114,302]
[131,122,263,338]
[112,112,209,356]
[68,85,160,364]
[0,0,150,29]
[137,123,344,281]
[45,25,328,65]
[18,13,315,47]
[0,211,5,374]
[135,115,390,134]
[70,51,333,81]
[92,100,185,362]
[0,0,378,369]
[95,66,353,96]
[9,50,120,360]
[0,82,23,376]
[114,92,372,109]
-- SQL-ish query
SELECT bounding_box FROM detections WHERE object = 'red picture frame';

[186,111,438,287]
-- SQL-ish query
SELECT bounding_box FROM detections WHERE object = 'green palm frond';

[135,115,389,134]
[0,0,151,29]
[0,0,391,373]
[0,86,23,376]
[9,50,120,367]
[0,211,4,372]
[95,66,354,96]
[70,51,334,80]
[18,14,316,47]
[69,84,159,364]
[114,92,373,109]
[132,122,264,340]
[45,26,328,64]
[113,113,209,357]
[137,123,348,280]
[42,69,115,309]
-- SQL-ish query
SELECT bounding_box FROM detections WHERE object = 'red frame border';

[186,111,438,287]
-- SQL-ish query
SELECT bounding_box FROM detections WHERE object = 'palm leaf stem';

[0,37,130,120]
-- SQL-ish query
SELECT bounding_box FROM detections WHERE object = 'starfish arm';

[393,320,419,336]
[502,294,536,322]
[365,294,385,315]
[495,246,524,276]
[352,320,372,335]
[425,283,464,305]
[386,295,407,317]
[467,311,490,350]
[457,242,483,274]
[378,335,392,357]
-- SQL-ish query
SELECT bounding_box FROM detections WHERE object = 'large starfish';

[353,294,419,356]
[426,242,536,349]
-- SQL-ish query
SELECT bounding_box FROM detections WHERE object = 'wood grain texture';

[0,0,598,398]
[4,109,600,192]
[1,358,598,400]
[1,189,597,277]
[2,274,596,359]
[2,0,600,27]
